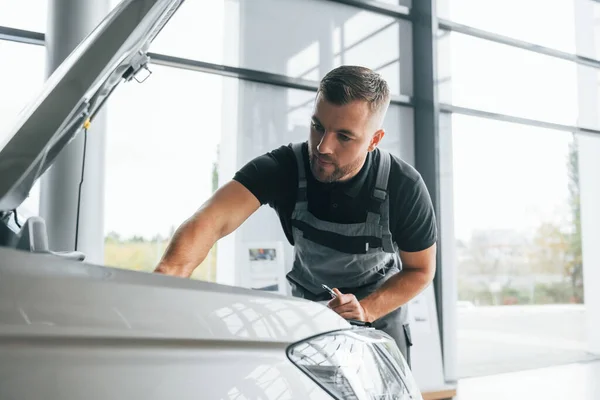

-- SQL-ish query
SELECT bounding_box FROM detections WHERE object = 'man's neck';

[336,153,370,183]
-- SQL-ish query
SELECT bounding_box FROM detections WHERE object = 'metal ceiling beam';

[0,26,44,46]
[440,103,600,136]
[148,52,414,106]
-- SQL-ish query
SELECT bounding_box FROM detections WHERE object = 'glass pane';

[585,0,600,61]
[438,31,588,127]
[438,0,600,61]
[437,0,578,53]
[376,0,411,6]
[576,63,600,130]
[0,40,46,215]
[104,66,223,280]
[0,0,48,32]
[332,18,412,97]
[380,105,414,164]
[451,114,589,377]
[115,0,412,96]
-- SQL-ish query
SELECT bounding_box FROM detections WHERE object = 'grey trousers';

[371,306,413,368]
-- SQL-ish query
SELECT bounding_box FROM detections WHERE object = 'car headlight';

[287,328,422,400]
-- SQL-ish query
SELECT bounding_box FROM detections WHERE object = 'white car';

[0,1,423,399]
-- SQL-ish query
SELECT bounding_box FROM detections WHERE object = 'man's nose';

[317,131,336,154]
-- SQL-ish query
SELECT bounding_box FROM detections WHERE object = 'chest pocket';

[289,142,395,255]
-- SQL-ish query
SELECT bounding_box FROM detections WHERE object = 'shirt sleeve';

[232,145,297,207]
[393,176,438,252]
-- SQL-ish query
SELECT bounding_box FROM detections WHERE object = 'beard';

[308,147,364,183]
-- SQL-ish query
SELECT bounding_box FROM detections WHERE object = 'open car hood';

[0,0,184,212]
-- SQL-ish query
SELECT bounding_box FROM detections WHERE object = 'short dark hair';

[317,65,390,113]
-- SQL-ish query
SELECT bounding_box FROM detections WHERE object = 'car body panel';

[1,343,333,400]
[0,247,350,342]
[0,247,346,399]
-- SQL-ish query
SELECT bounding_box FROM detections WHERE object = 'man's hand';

[327,288,372,322]
[359,244,437,321]
[154,181,260,278]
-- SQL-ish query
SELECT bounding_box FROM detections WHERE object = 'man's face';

[308,94,384,183]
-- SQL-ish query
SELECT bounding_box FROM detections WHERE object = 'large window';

[0,40,46,215]
[451,114,591,377]
[436,0,600,384]
[129,0,412,97]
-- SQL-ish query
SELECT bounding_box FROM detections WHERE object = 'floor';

[458,304,598,377]
[456,360,600,400]
[455,304,600,399]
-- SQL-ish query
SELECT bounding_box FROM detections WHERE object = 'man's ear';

[368,129,385,151]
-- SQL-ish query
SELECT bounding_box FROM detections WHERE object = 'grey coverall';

[286,143,413,366]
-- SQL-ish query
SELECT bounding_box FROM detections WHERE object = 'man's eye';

[312,123,324,132]
[339,134,351,142]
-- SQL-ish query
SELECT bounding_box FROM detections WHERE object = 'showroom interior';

[1,0,600,398]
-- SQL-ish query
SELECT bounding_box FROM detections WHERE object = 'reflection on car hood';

[0,248,350,343]
[0,0,184,212]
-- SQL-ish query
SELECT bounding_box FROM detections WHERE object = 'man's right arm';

[154,180,261,278]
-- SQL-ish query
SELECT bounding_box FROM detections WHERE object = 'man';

[155,65,437,366]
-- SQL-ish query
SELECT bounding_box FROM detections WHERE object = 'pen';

[322,284,337,299]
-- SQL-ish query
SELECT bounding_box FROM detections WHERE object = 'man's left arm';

[329,175,437,322]
[329,245,436,322]
[359,245,436,322]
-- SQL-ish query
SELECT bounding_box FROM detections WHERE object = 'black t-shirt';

[233,142,437,253]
